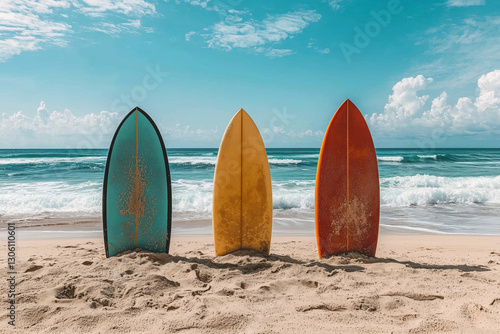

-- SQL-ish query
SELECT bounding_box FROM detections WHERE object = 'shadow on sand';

[118,248,490,274]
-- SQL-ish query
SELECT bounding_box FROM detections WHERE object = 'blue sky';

[0,0,499,148]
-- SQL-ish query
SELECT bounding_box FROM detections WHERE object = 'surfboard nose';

[237,108,248,117]
[343,99,355,107]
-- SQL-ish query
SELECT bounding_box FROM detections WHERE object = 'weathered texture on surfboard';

[213,109,273,256]
[213,111,242,256]
[241,111,273,254]
[103,107,172,258]
[315,99,379,258]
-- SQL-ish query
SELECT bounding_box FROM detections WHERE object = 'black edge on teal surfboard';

[102,106,172,258]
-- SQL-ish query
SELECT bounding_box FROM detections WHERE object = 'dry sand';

[1,235,500,333]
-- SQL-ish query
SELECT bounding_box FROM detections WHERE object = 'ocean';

[0,148,499,237]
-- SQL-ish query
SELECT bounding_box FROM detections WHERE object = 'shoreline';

[2,219,500,241]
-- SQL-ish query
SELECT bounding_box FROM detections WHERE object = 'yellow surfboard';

[213,109,273,256]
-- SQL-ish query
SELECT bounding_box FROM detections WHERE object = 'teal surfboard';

[103,107,172,257]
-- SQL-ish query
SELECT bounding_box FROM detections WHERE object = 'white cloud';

[160,123,220,142]
[0,0,156,61]
[316,47,329,54]
[261,126,324,140]
[77,0,155,17]
[175,0,211,9]
[325,0,343,10]
[185,31,195,41]
[205,10,321,57]
[264,48,294,58]
[368,70,500,138]
[173,2,322,57]
[0,0,72,14]
[89,19,153,36]
[447,0,485,7]
[0,1,72,61]
[167,0,233,15]
[37,100,46,112]
[0,102,121,148]
[2,102,326,148]
[414,16,500,88]
[307,38,330,54]
[384,75,434,121]
[476,70,500,112]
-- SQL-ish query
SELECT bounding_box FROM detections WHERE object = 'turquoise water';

[0,148,499,235]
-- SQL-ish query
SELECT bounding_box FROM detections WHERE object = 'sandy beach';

[1,235,500,333]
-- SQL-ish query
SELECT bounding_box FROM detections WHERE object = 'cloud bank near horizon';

[1,70,499,148]
[0,101,120,149]
[368,69,500,140]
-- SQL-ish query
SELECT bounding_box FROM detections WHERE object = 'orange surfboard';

[315,99,380,258]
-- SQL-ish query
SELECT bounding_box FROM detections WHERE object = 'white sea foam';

[268,154,318,159]
[377,156,404,162]
[171,179,316,213]
[172,175,500,212]
[172,179,213,212]
[380,174,500,206]
[417,155,437,159]
[456,161,500,165]
[272,180,315,210]
[380,224,450,234]
[2,173,499,219]
[169,157,217,165]
[0,181,102,216]
[0,156,106,165]
[169,157,304,166]
[268,158,303,165]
